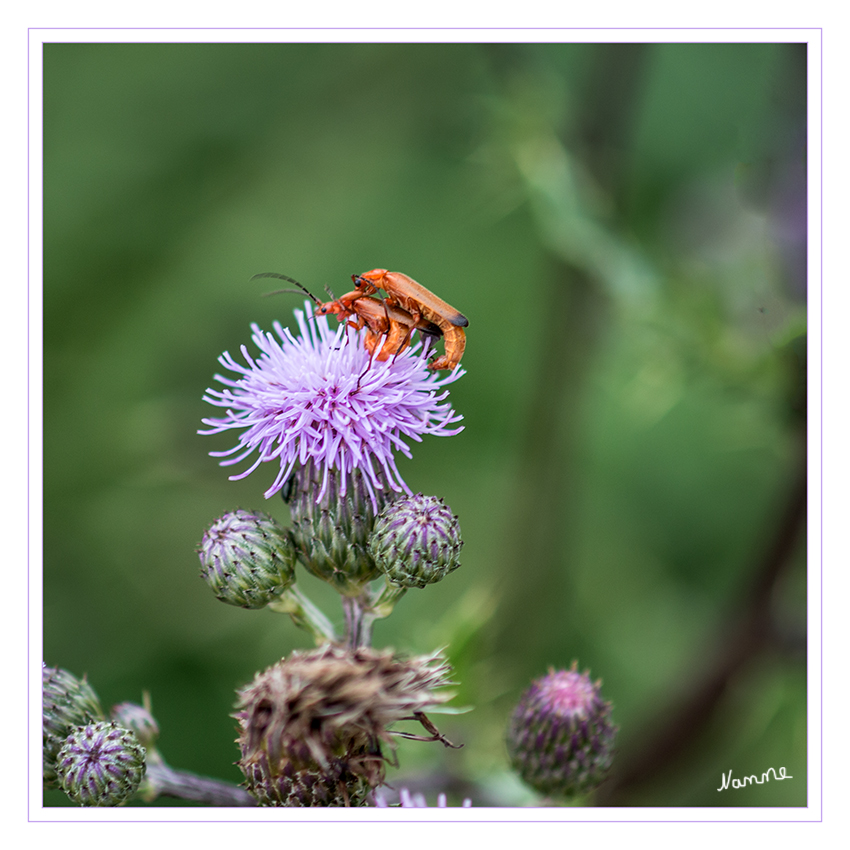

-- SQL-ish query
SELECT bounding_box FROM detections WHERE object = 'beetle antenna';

[251,272,321,306]
[261,287,318,299]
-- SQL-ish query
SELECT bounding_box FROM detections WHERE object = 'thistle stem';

[142,761,256,806]
[268,585,336,644]
[369,581,407,619]
[342,592,373,648]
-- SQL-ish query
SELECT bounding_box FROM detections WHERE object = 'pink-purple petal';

[200,303,465,507]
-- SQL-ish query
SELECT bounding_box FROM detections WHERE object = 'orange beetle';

[253,272,440,362]
[317,289,442,362]
[351,269,467,371]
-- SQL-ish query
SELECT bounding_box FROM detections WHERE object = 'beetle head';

[352,269,388,294]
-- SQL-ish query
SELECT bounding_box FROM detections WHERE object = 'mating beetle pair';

[256,268,468,372]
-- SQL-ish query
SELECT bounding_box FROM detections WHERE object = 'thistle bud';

[56,721,146,806]
[288,459,395,596]
[43,665,105,788]
[198,509,296,609]
[369,494,462,588]
[111,700,159,750]
[507,663,617,799]
[235,645,453,806]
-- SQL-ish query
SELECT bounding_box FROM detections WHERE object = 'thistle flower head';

[506,663,617,799]
[235,645,453,806]
[43,665,105,788]
[200,306,464,509]
[56,721,146,807]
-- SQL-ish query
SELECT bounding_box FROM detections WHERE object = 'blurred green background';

[42,41,808,808]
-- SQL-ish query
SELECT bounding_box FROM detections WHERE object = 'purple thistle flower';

[200,305,464,507]
[374,787,472,807]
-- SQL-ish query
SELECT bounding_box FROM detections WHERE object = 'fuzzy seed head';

[56,721,146,806]
[198,509,296,608]
[507,664,617,799]
[369,494,462,588]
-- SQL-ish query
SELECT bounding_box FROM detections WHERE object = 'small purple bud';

[56,721,146,806]
[111,699,159,750]
[507,663,617,799]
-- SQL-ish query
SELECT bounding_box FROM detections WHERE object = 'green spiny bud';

[369,494,462,588]
[506,663,617,799]
[198,509,296,609]
[288,459,396,596]
[56,721,146,806]
[111,699,159,750]
[43,665,105,788]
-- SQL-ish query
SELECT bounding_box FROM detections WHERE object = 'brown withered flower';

[235,645,454,806]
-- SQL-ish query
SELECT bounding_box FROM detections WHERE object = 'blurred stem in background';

[598,433,805,804]
[482,42,651,682]
[477,42,807,805]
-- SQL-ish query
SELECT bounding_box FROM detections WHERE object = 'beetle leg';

[355,330,381,390]
[390,322,415,363]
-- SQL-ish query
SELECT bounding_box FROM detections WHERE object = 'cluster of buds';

[43,665,147,807]
[199,485,463,608]
[43,665,105,788]
[197,481,463,646]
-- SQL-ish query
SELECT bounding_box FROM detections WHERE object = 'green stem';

[342,592,372,648]
[369,580,408,620]
[141,760,255,806]
[268,585,336,644]
[341,581,408,648]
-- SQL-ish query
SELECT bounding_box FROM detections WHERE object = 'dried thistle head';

[235,645,453,806]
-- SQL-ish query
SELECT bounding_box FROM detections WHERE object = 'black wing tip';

[419,321,442,339]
